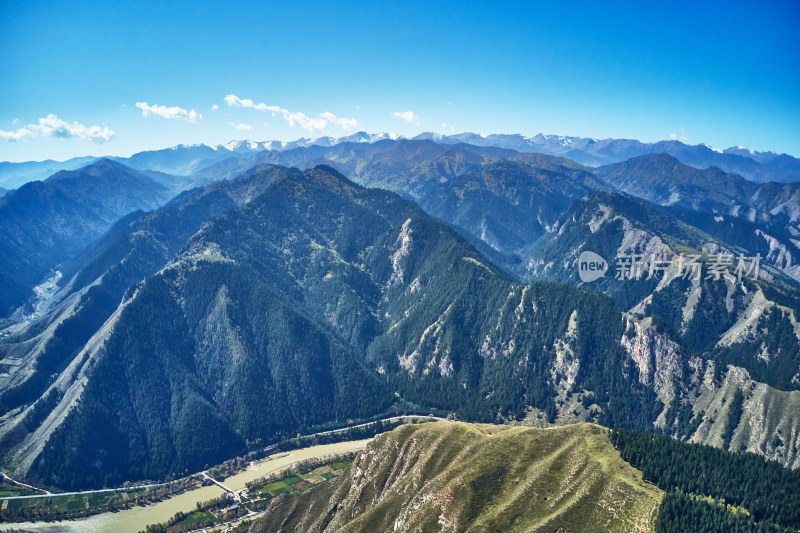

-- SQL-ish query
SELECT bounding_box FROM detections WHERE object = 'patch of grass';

[85,491,117,506]
[176,509,216,529]
[259,481,287,493]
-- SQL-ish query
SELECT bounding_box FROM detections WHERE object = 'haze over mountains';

[1,133,800,531]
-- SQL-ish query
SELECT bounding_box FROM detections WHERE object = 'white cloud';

[0,114,114,143]
[212,104,219,111]
[393,111,420,125]
[320,111,358,130]
[224,94,357,133]
[0,127,35,141]
[224,94,280,112]
[284,111,327,132]
[669,128,688,142]
[228,122,253,131]
[135,102,201,122]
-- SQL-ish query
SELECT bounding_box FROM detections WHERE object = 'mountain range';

[2,131,799,190]
[1,134,800,530]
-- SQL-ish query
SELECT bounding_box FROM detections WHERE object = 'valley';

[1,135,800,531]
[3,2,799,530]
[0,438,371,533]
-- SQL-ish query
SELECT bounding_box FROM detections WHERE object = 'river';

[0,439,371,533]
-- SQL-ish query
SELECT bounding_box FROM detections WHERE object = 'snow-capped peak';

[339,131,403,143]
[222,140,263,152]
[168,143,216,151]
[700,142,723,153]
[216,132,407,153]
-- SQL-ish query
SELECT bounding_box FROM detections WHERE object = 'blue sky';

[1,0,798,162]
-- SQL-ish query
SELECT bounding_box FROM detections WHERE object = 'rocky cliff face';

[685,362,800,468]
[620,316,800,469]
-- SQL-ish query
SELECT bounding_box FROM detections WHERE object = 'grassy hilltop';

[249,421,663,533]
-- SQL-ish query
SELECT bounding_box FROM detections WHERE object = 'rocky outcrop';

[620,315,800,469]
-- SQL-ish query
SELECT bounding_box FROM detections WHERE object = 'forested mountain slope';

[0,166,297,469]
[4,165,656,488]
[0,159,172,316]
[2,163,799,492]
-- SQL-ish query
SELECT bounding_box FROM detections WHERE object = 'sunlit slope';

[250,421,663,533]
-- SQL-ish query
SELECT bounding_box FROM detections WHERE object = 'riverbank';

[0,439,371,533]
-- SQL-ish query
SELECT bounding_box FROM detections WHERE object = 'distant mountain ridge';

[2,131,798,188]
[595,153,800,237]
[416,132,800,183]
[217,131,800,182]
[0,156,99,189]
